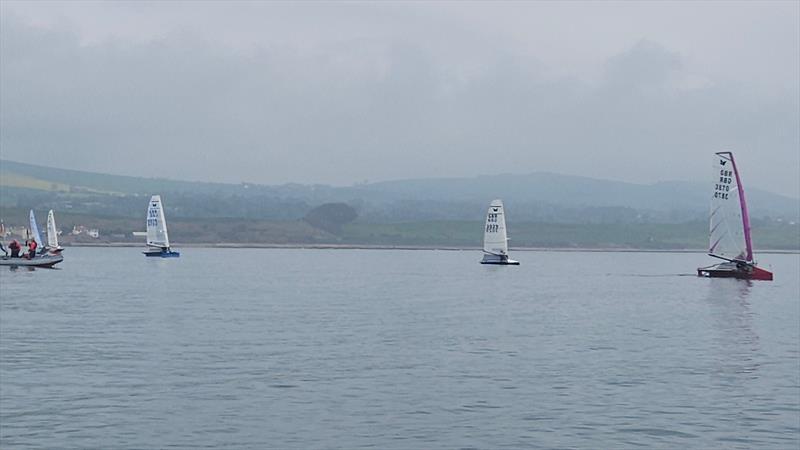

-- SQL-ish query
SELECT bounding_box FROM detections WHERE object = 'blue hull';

[144,250,180,258]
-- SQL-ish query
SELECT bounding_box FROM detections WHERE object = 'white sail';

[483,199,509,256]
[146,195,170,248]
[29,210,44,248]
[709,152,752,262]
[46,210,59,248]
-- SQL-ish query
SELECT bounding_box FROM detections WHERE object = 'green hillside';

[2,205,796,250]
[0,160,225,195]
[3,159,798,223]
[1,159,798,250]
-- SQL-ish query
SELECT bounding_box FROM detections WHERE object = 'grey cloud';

[1,6,798,197]
[603,39,682,90]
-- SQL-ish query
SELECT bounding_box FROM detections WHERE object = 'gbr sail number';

[714,169,733,200]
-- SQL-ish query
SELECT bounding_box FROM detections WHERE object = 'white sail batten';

[29,210,44,248]
[709,152,751,262]
[146,195,170,248]
[483,199,509,256]
[47,210,59,248]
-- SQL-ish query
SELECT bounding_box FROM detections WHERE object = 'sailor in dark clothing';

[8,240,21,258]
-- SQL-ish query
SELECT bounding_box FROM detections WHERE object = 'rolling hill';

[1,159,797,223]
[1,159,798,250]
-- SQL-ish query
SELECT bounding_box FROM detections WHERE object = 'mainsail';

[483,199,509,256]
[146,195,170,248]
[29,210,44,248]
[709,152,753,263]
[47,210,59,248]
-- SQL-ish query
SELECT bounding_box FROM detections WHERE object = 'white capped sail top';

[483,199,509,255]
[29,210,44,248]
[146,195,170,248]
[47,210,59,248]
[709,152,752,262]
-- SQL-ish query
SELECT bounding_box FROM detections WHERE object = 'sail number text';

[486,213,500,232]
[714,169,733,200]
[147,208,160,227]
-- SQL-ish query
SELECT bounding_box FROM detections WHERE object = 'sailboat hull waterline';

[697,262,773,281]
[144,249,181,258]
[697,151,772,281]
[480,256,520,265]
[1,254,63,268]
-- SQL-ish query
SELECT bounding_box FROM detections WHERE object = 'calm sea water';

[1,248,798,449]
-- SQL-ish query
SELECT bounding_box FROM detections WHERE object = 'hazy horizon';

[4,157,800,208]
[1,1,798,197]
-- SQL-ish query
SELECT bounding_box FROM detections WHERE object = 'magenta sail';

[728,152,753,262]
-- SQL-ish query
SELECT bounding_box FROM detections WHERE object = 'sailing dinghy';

[144,195,180,258]
[29,210,46,254]
[480,199,519,265]
[46,210,64,254]
[697,152,772,280]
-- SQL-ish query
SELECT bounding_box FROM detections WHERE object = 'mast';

[723,152,753,262]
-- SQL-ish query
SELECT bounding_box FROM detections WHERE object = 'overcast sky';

[1,1,798,197]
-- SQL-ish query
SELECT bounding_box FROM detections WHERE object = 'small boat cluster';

[1,152,774,280]
[0,210,64,268]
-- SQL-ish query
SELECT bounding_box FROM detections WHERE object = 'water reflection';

[3,265,62,272]
[704,279,760,377]
[4,266,37,272]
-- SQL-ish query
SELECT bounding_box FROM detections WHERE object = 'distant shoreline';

[62,242,800,254]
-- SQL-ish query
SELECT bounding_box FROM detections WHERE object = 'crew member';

[8,240,21,258]
[27,239,37,259]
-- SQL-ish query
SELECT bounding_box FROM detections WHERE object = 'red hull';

[697,264,773,281]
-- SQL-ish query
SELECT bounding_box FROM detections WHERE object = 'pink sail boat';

[697,151,773,281]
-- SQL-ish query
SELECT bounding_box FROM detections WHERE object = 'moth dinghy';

[46,210,64,254]
[480,199,519,265]
[144,195,180,258]
[697,152,772,281]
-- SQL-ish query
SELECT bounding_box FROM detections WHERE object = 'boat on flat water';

[46,210,64,255]
[697,151,772,281]
[1,210,64,267]
[0,253,63,268]
[144,195,180,258]
[480,199,519,265]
